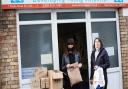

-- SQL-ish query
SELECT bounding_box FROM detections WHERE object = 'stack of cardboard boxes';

[31,67,49,89]
[31,67,63,89]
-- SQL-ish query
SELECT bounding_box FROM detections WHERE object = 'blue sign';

[114,0,123,2]
[11,0,24,3]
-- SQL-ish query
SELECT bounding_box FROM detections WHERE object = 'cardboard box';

[48,70,63,89]
[41,67,48,77]
[31,79,40,89]
[40,77,50,89]
[52,70,63,80]
[34,67,48,79]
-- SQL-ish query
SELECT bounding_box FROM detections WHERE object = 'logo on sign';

[114,0,123,2]
[11,0,24,3]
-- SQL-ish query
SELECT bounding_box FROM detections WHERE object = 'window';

[20,24,53,79]
[57,12,85,19]
[19,13,51,21]
[91,11,116,18]
[91,21,119,68]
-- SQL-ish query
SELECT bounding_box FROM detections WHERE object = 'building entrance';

[57,23,89,89]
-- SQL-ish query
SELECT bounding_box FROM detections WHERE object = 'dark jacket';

[62,51,83,89]
[90,48,110,81]
[61,51,81,71]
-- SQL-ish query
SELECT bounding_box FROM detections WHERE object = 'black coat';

[90,48,110,82]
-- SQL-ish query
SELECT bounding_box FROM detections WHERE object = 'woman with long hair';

[90,38,110,89]
[61,38,83,89]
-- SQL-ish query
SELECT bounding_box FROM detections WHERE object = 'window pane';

[91,21,119,68]
[91,11,116,18]
[57,12,85,19]
[20,24,53,79]
[19,13,51,21]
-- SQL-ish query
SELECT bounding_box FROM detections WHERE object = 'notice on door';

[41,54,52,65]
[105,47,115,56]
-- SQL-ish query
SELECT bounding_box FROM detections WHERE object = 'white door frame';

[16,9,123,89]
[87,9,123,89]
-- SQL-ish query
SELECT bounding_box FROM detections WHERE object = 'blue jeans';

[96,85,103,89]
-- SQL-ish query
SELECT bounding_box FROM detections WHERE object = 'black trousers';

[104,79,108,89]
[71,82,83,89]
[63,73,71,89]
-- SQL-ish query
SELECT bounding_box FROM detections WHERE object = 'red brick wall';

[0,10,19,89]
[119,9,128,89]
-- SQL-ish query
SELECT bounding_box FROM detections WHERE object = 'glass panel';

[91,11,116,18]
[20,24,53,80]
[57,12,85,19]
[91,21,119,68]
[19,13,51,21]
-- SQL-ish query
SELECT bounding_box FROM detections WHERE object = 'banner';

[1,0,128,9]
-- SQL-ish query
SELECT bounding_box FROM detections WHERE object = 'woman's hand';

[78,63,82,68]
[66,64,70,68]
[94,65,99,70]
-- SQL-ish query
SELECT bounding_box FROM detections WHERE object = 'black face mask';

[67,48,74,52]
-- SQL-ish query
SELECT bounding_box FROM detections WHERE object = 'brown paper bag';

[67,64,83,86]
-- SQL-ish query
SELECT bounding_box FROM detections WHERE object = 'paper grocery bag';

[67,67,83,86]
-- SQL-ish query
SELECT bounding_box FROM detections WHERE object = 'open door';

[57,22,89,89]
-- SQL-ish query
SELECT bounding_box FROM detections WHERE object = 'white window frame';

[88,9,121,70]
[16,10,60,88]
[16,9,123,89]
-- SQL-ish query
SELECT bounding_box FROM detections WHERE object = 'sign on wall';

[1,0,128,9]
[123,8,128,16]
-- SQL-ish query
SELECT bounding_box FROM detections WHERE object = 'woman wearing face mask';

[61,38,83,89]
[90,38,110,89]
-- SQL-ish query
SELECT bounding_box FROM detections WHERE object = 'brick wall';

[119,9,128,89]
[0,8,128,89]
[0,10,19,89]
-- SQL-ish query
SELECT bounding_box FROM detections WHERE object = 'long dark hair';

[64,38,77,55]
[93,38,103,50]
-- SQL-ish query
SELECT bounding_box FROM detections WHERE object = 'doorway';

[57,22,89,89]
